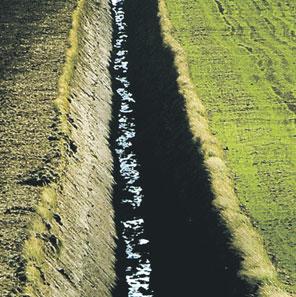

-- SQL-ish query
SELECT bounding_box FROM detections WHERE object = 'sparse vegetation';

[22,0,86,294]
[23,185,60,295]
[54,0,86,132]
[21,0,116,294]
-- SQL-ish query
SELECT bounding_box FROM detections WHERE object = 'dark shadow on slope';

[110,0,258,296]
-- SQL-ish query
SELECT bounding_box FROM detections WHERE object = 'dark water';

[110,0,256,296]
[111,0,154,296]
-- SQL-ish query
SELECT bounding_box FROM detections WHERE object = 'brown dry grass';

[22,0,86,295]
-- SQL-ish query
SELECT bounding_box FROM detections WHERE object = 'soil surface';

[0,0,75,294]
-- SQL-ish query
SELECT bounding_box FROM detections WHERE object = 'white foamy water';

[112,0,153,296]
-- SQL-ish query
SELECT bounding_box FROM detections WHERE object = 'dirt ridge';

[23,0,116,296]
[0,0,116,296]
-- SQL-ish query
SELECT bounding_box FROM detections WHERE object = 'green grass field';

[165,0,296,292]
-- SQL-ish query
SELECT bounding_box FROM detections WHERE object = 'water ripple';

[112,0,154,296]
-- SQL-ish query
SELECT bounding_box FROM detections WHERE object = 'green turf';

[165,0,296,292]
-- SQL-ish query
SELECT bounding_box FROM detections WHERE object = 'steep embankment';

[113,0,252,296]
[113,0,293,296]
[164,0,295,295]
[0,0,116,296]
[1,0,293,296]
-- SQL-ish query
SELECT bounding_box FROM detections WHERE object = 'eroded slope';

[0,0,116,296]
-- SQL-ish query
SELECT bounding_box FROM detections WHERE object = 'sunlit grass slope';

[165,0,296,293]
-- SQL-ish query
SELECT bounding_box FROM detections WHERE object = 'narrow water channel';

[111,0,154,296]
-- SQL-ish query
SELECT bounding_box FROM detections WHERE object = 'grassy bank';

[163,0,295,295]
[122,0,259,295]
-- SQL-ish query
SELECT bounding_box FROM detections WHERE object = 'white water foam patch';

[112,0,154,296]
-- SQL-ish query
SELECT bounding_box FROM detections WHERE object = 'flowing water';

[111,0,154,296]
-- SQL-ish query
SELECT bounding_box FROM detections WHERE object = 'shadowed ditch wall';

[111,0,258,296]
